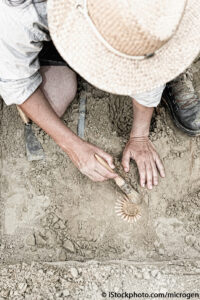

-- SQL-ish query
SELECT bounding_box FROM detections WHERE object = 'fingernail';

[142,183,145,187]
[149,185,152,189]
[125,168,128,172]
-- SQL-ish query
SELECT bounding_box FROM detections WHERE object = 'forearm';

[19,87,81,153]
[131,98,154,137]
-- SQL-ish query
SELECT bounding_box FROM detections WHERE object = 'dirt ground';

[0,75,200,298]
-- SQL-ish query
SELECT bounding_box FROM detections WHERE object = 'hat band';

[83,0,157,60]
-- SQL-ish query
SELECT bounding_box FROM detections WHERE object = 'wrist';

[57,129,84,154]
[130,128,149,138]
[129,136,149,143]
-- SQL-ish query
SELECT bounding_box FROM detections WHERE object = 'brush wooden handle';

[94,154,115,173]
[95,154,141,204]
[17,106,29,124]
[95,154,130,187]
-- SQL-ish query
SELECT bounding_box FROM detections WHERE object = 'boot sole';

[162,94,200,137]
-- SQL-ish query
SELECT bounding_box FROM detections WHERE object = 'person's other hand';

[122,137,165,189]
[67,140,118,182]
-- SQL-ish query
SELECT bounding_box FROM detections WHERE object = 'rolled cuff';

[0,71,42,106]
[130,84,166,107]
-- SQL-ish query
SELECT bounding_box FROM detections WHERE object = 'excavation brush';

[95,154,142,223]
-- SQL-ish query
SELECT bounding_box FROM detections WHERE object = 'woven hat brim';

[48,0,200,95]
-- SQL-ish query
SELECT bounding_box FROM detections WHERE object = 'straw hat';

[47,0,200,95]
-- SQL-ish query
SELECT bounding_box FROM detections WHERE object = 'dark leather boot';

[162,67,200,136]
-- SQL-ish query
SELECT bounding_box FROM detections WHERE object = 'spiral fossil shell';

[115,197,141,223]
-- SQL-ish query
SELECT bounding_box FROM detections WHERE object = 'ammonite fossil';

[115,197,141,223]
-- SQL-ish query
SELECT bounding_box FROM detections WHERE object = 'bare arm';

[122,98,165,189]
[20,87,79,152]
[131,99,154,137]
[20,88,117,181]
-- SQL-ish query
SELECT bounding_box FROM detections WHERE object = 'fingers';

[149,141,165,178]
[136,155,158,190]
[152,152,165,178]
[87,171,106,182]
[150,157,158,186]
[95,162,118,180]
[145,159,153,190]
[137,161,146,188]
[120,139,165,190]
[82,154,118,182]
[122,150,131,172]
[97,150,115,169]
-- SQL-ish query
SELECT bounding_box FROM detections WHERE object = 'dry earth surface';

[0,76,200,299]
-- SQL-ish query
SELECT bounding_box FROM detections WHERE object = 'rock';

[45,230,57,247]
[26,234,36,246]
[154,240,160,248]
[70,267,78,278]
[52,215,59,224]
[18,282,27,293]
[194,241,200,252]
[58,220,66,230]
[54,223,60,229]
[62,289,70,296]
[142,271,150,280]
[156,272,162,280]
[0,289,10,298]
[151,269,159,278]
[58,248,67,261]
[185,235,196,246]
[35,233,46,246]
[63,240,75,253]
[135,272,143,279]
[158,248,164,255]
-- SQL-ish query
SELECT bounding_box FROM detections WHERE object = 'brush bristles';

[115,197,141,223]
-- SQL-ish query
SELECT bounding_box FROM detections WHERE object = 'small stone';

[18,283,27,293]
[62,289,70,297]
[52,153,59,161]
[70,267,78,278]
[156,272,162,280]
[58,248,67,261]
[158,248,165,255]
[54,223,60,229]
[143,271,150,280]
[135,272,143,279]
[0,289,10,298]
[194,241,200,251]
[63,240,75,253]
[151,269,159,278]
[26,234,36,246]
[58,219,66,230]
[185,235,196,246]
[52,215,59,224]
[154,240,160,248]
[35,233,46,246]
[46,230,57,247]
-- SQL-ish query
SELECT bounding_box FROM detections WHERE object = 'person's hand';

[122,136,165,189]
[67,139,118,182]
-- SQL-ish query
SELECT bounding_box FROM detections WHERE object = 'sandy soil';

[0,260,200,299]
[0,78,200,298]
